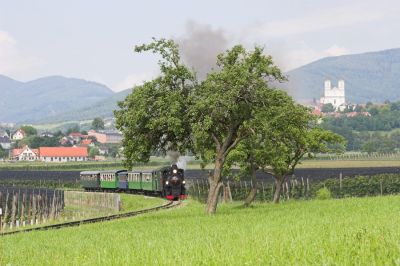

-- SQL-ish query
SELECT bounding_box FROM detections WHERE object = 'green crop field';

[1,196,400,265]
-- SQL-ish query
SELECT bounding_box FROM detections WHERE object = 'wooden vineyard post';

[339,173,343,196]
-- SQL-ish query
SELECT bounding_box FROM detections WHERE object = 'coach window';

[143,173,151,181]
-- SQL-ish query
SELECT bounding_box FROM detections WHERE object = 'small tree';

[256,103,345,203]
[321,103,335,113]
[66,124,80,135]
[88,147,100,158]
[227,101,345,205]
[20,125,37,136]
[0,146,6,159]
[92,117,105,130]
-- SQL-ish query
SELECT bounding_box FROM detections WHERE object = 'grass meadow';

[1,196,400,265]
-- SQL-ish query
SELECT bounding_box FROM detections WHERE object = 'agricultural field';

[1,196,399,265]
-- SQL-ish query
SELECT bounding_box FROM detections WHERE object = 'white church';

[320,79,345,110]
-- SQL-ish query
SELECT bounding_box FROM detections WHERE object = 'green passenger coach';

[80,171,101,190]
[100,170,127,189]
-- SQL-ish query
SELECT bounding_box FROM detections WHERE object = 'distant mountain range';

[0,75,114,123]
[282,48,400,103]
[1,47,400,125]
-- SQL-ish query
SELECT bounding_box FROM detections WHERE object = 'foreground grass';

[1,196,400,265]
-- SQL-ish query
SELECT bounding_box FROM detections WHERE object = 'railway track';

[0,200,180,237]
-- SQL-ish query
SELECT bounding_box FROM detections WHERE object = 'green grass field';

[1,196,399,265]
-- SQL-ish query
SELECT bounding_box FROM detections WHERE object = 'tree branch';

[211,133,221,151]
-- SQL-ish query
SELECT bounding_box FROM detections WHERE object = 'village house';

[12,129,26,140]
[38,146,88,162]
[11,146,39,161]
[68,132,85,143]
[0,136,11,150]
[40,131,54,138]
[79,139,93,147]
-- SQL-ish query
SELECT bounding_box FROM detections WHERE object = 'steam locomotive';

[80,164,187,200]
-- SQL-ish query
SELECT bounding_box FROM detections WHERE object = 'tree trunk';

[243,167,257,207]
[205,180,223,214]
[243,187,257,207]
[205,155,224,214]
[273,177,284,204]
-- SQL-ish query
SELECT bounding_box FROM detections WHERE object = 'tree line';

[322,102,400,152]
[115,39,344,214]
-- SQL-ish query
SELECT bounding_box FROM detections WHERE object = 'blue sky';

[1,0,399,91]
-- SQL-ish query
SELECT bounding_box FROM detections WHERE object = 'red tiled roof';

[12,148,23,157]
[80,139,92,146]
[39,147,88,157]
[12,147,39,157]
[69,132,83,137]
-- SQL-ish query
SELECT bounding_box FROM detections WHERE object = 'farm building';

[38,147,89,162]
[88,130,122,144]
[11,146,39,161]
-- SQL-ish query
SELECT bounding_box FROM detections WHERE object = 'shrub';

[316,187,331,200]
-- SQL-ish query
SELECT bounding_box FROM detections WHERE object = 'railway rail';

[0,200,179,237]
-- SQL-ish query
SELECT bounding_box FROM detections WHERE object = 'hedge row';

[188,174,400,202]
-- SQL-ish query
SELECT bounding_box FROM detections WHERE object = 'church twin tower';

[320,79,345,109]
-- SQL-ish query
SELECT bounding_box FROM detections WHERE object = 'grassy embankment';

[1,196,399,265]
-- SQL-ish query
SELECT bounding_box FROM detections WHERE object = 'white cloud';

[244,4,384,38]
[0,30,44,76]
[112,72,156,92]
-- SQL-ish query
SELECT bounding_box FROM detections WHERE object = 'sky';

[1,0,400,92]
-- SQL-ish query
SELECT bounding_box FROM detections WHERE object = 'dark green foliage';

[91,117,105,130]
[311,174,400,198]
[321,103,335,113]
[20,125,37,136]
[88,146,99,158]
[322,101,400,151]
[20,135,60,148]
[0,146,6,158]
[66,124,80,135]
[189,174,400,202]
[115,38,195,169]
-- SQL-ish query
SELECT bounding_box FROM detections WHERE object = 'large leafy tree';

[190,45,286,214]
[115,38,195,169]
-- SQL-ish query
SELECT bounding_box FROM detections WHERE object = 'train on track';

[80,164,187,200]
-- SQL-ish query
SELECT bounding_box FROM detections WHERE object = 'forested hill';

[282,48,400,103]
[0,75,114,123]
[37,88,132,123]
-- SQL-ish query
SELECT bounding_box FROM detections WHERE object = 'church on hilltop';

[320,79,345,110]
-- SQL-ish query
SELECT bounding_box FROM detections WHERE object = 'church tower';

[320,79,346,110]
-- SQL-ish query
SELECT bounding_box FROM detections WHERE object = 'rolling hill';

[37,88,132,123]
[282,48,400,103]
[0,75,114,123]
